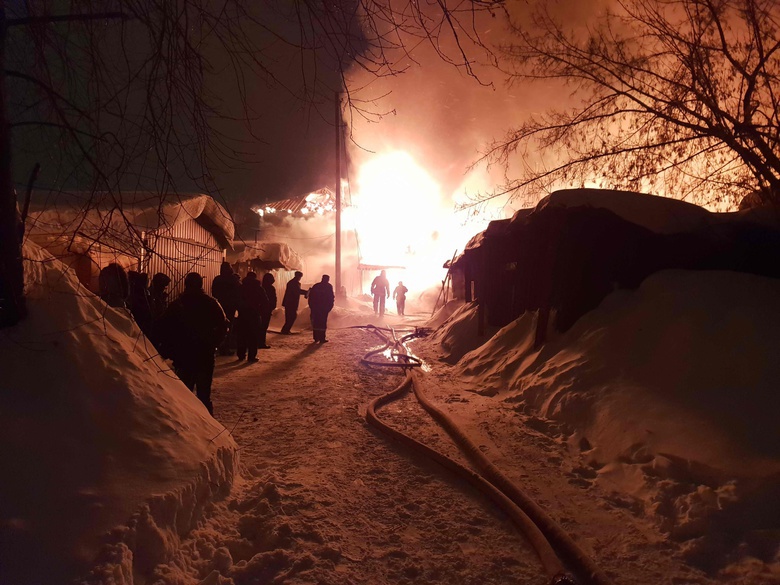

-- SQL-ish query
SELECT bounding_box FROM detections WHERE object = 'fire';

[348,151,491,295]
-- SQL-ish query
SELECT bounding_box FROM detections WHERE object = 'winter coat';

[127,272,153,333]
[238,276,269,318]
[148,286,169,321]
[393,285,408,301]
[157,289,228,361]
[261,274,277,319]
[371,275,390,298]
[282,279,306,310]
[212,271,241,318]
[308,281,335,315]
[99,263,129,308]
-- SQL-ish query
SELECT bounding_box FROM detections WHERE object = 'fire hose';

[357,324,613,585]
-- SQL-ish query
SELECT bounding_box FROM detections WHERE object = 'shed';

[450,188,780,344]
[24,191,234,297]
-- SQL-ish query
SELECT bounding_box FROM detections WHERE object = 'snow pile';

[0,241,238,585]
[444,269,780,570]
[427,301,491,364]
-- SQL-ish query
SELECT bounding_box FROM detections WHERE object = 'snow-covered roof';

[229,241,304,271]
[533,188,712,234]
[25,190,235,252]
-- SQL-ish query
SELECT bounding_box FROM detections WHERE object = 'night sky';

[6,1,586,219]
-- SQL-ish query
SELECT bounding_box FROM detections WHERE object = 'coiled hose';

[357,325,603,585]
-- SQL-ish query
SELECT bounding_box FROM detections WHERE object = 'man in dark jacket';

[280,271,307,334]
[158,272,228,415]
[211,261,240,355]
[235,271,268,362]
[308,274,335,343]
[259,272,277,348]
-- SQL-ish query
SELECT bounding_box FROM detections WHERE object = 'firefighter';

[371,269,390,316]
[393,281,409,316]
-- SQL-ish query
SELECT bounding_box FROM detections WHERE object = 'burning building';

[245,187,365,297]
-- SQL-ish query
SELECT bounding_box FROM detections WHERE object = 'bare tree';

[0,0,496,328]
[479,0,780,209]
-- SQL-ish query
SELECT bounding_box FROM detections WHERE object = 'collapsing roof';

[252,187,336,219]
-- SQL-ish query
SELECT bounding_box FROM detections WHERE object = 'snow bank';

[427,301,491,364]
[0,241,238,585]
[447,270,780,568]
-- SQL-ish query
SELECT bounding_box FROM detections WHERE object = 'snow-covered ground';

[1,240,778,584]
[431,270,780,580]
[0,242,237,585]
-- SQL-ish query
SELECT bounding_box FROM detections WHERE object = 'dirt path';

[150,319,719,585]
[148,324,547,584]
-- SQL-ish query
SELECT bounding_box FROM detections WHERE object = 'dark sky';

[208,77,341,212]
[8,1,592,219]
[7,1,349,217]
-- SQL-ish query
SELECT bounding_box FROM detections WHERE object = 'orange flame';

[347,151,496,294]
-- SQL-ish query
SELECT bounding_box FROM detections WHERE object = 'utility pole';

[334,92,342,298]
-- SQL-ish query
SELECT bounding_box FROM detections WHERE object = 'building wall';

[143,220,224,298]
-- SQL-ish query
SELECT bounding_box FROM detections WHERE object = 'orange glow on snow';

[347,151,493,293]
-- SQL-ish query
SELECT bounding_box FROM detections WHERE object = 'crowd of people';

[97,263,411,415]
[97,261,337,414]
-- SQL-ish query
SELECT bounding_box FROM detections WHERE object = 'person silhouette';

[393,281,408,316]
[370,269,390,316]
[157,272,228,415]
[308,274,335,343]
[211,262,240,356]
[127,271,152,334]
[235,271,268,362]
[259,272,276,348]
[98,263,129,308]
[280,270,307,334]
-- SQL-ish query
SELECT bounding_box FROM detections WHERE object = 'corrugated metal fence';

[143,220,224,298]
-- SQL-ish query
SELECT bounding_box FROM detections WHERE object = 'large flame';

[346,151,494,295]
